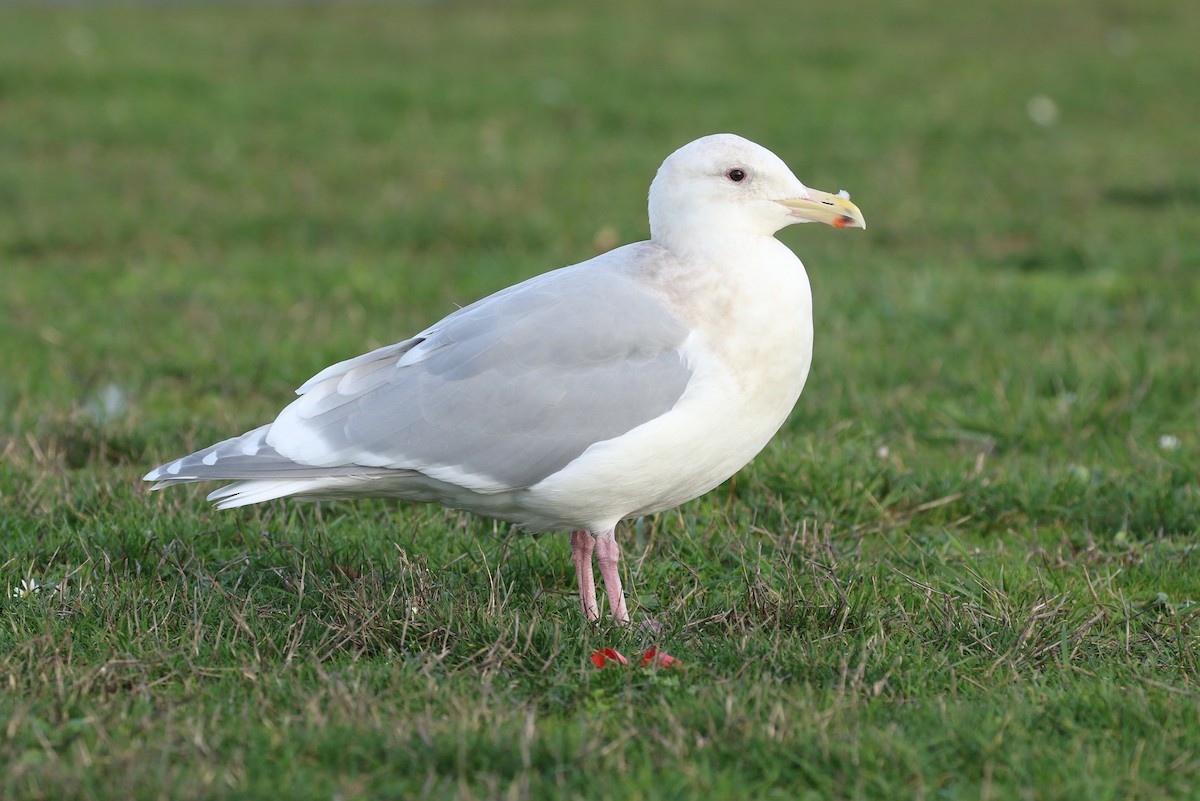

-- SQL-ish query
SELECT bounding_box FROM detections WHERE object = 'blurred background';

[2,0,1196,536]
[2,3,1199,797]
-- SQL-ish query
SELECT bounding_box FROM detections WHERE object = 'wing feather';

[147,243,695,496]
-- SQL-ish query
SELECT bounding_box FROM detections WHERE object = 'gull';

[144,133,865,624]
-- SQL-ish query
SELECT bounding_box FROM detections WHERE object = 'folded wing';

[145,246,695,500]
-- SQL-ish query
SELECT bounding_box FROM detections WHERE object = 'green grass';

[2,1,1199,798]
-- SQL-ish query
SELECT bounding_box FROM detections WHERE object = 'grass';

[2,0,1199,798]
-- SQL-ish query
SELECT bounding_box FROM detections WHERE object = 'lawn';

[2,1,1199,798]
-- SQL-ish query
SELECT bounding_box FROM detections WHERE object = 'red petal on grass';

[590,648,628,668]
[640,648,679,669]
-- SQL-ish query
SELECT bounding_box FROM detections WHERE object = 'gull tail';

[143,424,390,508]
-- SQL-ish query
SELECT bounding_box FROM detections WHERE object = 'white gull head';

[647,133,865,250]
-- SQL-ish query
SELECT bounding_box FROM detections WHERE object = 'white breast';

[521,235,813,531]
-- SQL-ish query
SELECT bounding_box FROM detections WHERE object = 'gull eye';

[726,168,747,183]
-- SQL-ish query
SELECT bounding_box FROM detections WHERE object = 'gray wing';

[148,244,694,493]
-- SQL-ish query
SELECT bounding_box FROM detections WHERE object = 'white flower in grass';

[12,578,43,599]
[1027,95,1060,127]
[1158,434,1181,451]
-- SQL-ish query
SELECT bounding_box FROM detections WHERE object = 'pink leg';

[594,528,630,625]
[571,530,599,621]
